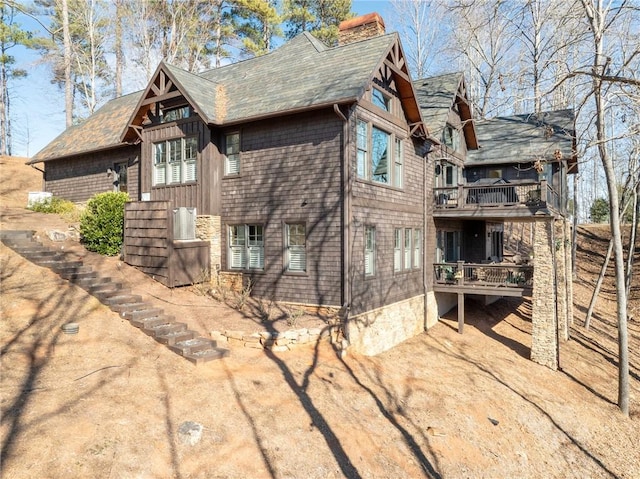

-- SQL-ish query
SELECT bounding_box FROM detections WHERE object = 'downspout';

[334,103,351,336]
[423,144,431,331]
[422,143,432,331]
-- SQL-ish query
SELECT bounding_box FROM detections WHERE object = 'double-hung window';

[404,227,412,269]
[229,225,264,270]
[225,132,240,175]
[153,137,197,185]
[364,226,376,276]
[286,223,306,272]
[395,227,422,272]
[394,228,402,272]
[356,119,403,187]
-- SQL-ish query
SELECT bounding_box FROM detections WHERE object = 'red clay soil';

[1,155,639,478]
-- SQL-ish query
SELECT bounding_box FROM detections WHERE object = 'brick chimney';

[338,13,386,46]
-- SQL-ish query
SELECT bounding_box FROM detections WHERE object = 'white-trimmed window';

[394,228,402,272]
[229,224,264,270]
[413,229,421,269]
[356,119,403,187]
[286,223,306,272]
[364,226,376,276]
[153,137,197,186]
[224,132,240,175]
[393,138,403,187]
[404,227,412,269]
[395,227,422,272]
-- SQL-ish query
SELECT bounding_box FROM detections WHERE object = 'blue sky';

[9,1,393,158]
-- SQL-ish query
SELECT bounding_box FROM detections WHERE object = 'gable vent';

[173,207,196,241]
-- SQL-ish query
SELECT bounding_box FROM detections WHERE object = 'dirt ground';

[1,155,639,478]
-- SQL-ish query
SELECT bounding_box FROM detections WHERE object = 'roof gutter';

[216,98,358,127]
[27,142,138,165]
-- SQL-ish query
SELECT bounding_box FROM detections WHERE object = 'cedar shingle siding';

[221,110,344,306]
[44,146,140,202]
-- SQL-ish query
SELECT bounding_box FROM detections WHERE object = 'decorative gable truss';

[121,64,207,144]
[373,39,429,141]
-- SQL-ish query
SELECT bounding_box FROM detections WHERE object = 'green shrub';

[28,196,76,215]
[80,192,129,256]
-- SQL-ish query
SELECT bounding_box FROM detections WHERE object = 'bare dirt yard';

[1,155,639,478]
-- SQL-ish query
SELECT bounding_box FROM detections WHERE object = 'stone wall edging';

[210,326,339,352]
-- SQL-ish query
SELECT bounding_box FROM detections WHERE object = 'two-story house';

[28,13,576,367]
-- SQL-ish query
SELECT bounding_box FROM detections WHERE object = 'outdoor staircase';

[0,230,230,365]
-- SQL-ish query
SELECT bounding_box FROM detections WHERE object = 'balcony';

[433,261,533,297]
[433,179,561,219]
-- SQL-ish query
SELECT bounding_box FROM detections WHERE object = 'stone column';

[531,218,558,370]
[195,215,222,283]
[554,219,569,341]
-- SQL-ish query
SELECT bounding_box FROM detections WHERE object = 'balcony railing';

[434,180,561,212]
[434,261,533,289]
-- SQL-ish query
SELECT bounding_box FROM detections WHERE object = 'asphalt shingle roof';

[413,72,463,136]
[32,32,399,162]
[466,110,576,165]
[29,91,142,164]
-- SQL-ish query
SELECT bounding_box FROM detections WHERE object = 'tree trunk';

[115,0,123,98]
[62,0,73,127]
[584,238,612,330]
[626,177,639,299]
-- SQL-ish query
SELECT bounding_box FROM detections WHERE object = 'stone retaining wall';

[210,327,335,352]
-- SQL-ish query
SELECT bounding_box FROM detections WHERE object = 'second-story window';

[356,119,403,188]
[442,124,460,151]
[153,136,197,186]
[159,105,191,123]
[224,132,240,175]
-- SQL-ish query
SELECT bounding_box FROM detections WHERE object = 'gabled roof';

[466,109,577,172]
[32,30,426,163]
[414,72,477,149]
[29,91,142,164]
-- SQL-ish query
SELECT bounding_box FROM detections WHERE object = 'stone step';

[111,302,149,314]
[103,294,144,306]
[22,250,59,259]
[57,265,94,276]
[169,337,218,356]
[155,329,198,346]
[63,271,99,283]
[0,230,35,241]
[92,284,130,298]
[183,347,230,365]
[130,314,174,329]
[36,259,81,269]
[144,322,187,338]
[71,276,110,288]
[122,307,164,322]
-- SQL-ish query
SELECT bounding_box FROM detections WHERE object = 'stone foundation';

[555,219,569,341]
[531,219,558,370]
[346,295,425,356]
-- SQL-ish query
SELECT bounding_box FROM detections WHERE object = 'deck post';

[457,292,464,333]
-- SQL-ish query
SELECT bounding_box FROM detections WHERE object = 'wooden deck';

[433,262,533,332]
[433,180,561,219]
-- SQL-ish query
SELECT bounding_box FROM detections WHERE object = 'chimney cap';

[339,12,385,32]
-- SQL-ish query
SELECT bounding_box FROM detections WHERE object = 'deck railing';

[434,261,534,288]
[434,180,561,211]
